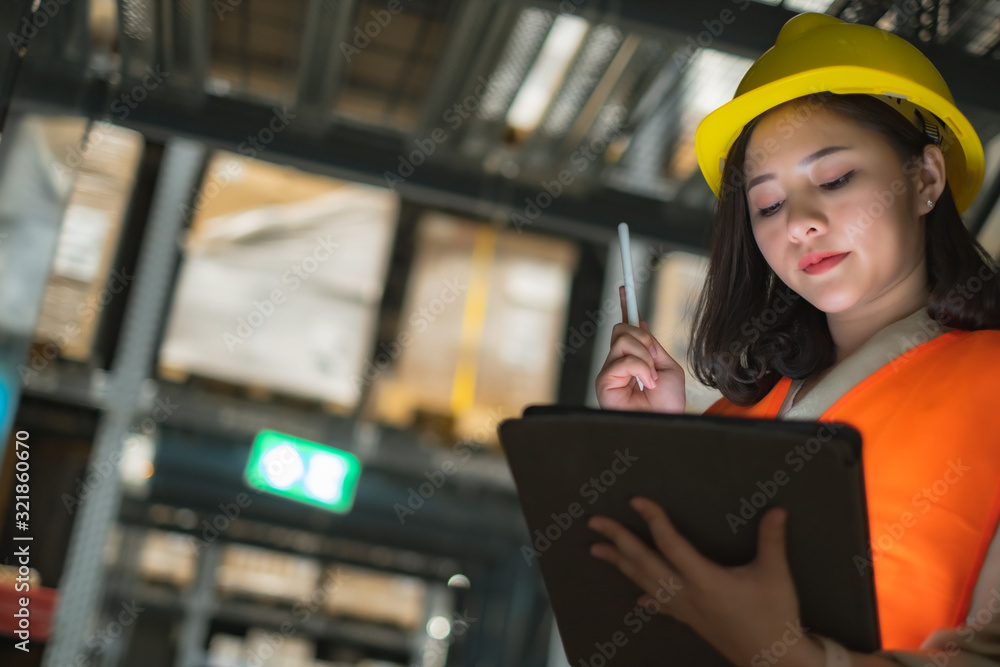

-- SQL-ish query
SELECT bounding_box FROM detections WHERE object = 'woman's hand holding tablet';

[588,499,826,667]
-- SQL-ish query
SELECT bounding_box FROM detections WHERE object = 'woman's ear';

[913,144,947,213]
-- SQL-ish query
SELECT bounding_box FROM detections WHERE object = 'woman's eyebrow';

[745,145,852,191]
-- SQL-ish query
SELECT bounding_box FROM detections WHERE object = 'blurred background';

[0,0,998,665]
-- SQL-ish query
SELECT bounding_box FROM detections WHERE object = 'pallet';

[157,363,354,416]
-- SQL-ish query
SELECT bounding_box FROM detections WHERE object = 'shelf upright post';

[175,541,221,667]
[42,138,206,667]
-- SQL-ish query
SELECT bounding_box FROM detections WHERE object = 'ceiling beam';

[16,68,716,251]
[536,0,1000,114]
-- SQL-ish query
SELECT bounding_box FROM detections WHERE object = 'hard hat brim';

[695,66,985,213]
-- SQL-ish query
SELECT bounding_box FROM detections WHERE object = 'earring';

[927,199,934,209]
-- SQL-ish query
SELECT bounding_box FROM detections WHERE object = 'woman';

[592,12,1000,667]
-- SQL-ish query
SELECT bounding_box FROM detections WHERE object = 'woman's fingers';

[755,507,791,578]
[590,542,657,594]
[610,322,658,357]
[631,498,711,582]
[616,288,675,370]
[597,286,686,411]
[637,586,683,617]
[599,356,658,391]
[607,331,659,380]
[589,516,677,593]
[637,321,677,370]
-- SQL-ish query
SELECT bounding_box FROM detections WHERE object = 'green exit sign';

[245,430,361,513]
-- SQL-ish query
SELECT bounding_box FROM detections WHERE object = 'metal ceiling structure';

[7,0,1000,250]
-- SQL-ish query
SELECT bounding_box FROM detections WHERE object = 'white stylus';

[617,222,644,392]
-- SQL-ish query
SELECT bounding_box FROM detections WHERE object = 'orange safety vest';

[704,328,1000,650]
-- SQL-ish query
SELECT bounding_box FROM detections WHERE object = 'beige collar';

[780,305,953,420]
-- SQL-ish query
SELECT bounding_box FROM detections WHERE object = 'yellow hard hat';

[694,12,985,213]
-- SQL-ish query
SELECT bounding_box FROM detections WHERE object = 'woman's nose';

[785,194,828,241]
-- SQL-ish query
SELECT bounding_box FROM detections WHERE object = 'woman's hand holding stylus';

[595,285,686,414]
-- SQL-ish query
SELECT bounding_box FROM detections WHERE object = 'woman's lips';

[802,252,849,275]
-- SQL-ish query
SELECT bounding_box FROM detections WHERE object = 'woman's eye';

[822,170,856,189]
[756,201,783,217]
[753,171,855,217]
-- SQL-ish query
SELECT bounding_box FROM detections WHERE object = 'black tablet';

[498,405,880,665]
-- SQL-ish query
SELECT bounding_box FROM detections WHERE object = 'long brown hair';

[689,93,1000,406]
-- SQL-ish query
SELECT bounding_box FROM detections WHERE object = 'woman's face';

[743,100,929,314]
